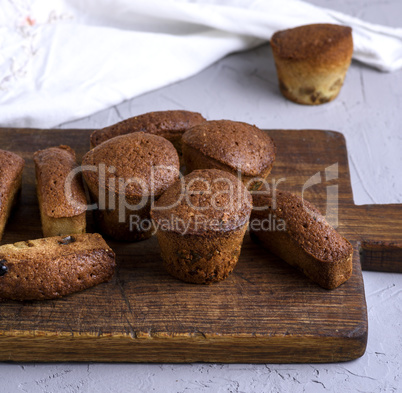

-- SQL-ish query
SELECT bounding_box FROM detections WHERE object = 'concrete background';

[1,0,401,392]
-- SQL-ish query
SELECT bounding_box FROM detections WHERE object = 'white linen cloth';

[1,0,401,128]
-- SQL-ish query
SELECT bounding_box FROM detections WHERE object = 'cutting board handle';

[351,204,402,273]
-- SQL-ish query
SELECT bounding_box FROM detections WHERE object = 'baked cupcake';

[250,191,353,289]
[82,132,180,241]
[151,169,252,284]
[182,120,276,191]
[270,24,353,105]
[33,145,87,237]
[89,110,206,164]
[0,150,25,241]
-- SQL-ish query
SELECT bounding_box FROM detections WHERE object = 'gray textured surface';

[1,0,402,392]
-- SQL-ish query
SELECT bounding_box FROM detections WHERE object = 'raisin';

[299,86,315,95]
[58,236,76,245]
[190,251,202,263]
[177,250,202,264]
[0,259,8,276]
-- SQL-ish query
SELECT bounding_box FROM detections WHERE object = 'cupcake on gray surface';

[151,169,252,284]
[270,23,353,105]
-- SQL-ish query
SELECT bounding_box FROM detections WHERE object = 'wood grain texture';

[0,128,384,363]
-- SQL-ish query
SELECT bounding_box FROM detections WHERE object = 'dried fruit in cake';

[271,24,353,105]
[0,233,115,300]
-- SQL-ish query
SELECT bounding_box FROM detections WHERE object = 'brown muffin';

[182,120,276,191]
[0,150,25,241]
[89,110,206,163]
[250,191,353,289]
[33,145,87,237]
[82,132,180,241]
[151,169,252,284]
[0,233,115,301]
[271,24,353,105]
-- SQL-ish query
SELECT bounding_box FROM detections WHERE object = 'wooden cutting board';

[0,128,400,363]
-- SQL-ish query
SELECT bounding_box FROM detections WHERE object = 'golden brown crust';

[251,191,353,289]
[151,169,252,284]
[182,120,276,177]
[83,132,179,241]
[157,223,248,284]
[0,150,25,241]
[90,110,206,148]
[151,169,252,236]
[182,144,274,191]
[271,24,353,63]
[0,233,115,300]
[152,169,252,284]
[270,24,353,105]
[83,132,180,198]
[33,145,87,218]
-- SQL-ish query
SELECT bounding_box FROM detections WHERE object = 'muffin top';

[151,169,252,235]
[252,191,352,262]
[182,120,276,176]
[82,132,180,197]
[90,110,206,147]
[33,145,87,217]
[271,23,353,61]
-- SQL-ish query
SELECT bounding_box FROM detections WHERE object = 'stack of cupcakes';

[85,111,277,285]
[82,107,352,290]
